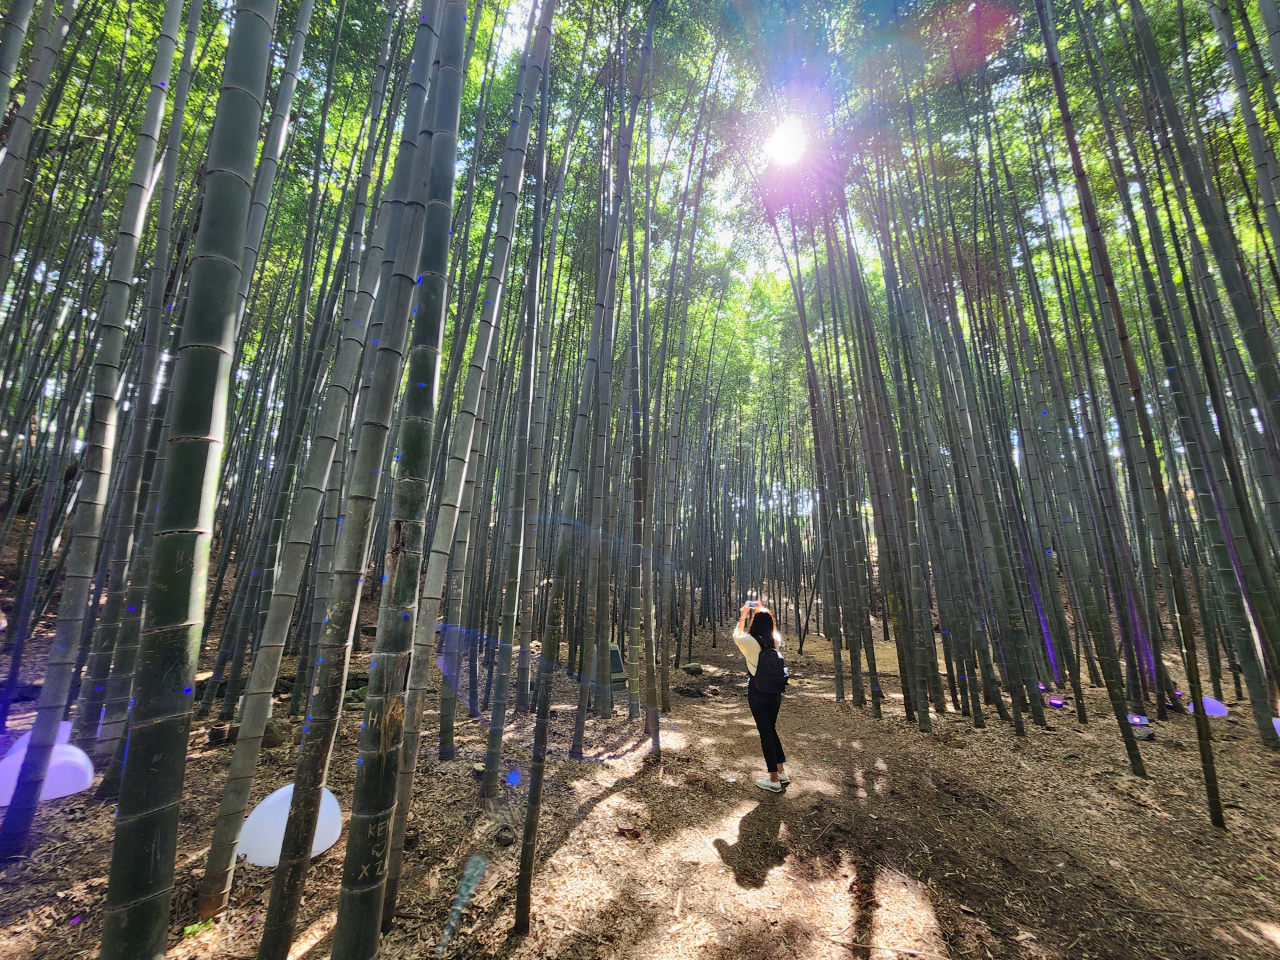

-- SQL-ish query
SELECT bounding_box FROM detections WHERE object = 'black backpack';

[754,647,789,694]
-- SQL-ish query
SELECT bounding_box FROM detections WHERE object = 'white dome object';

[0,742,94,805]
[236,784,342,867]
[3,720,74,760]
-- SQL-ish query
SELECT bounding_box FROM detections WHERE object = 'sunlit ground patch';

[865,867,948,960]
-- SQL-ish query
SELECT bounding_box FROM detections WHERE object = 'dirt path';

[2,627,1279,960]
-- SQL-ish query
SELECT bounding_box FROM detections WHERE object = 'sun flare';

[764,115,806,166]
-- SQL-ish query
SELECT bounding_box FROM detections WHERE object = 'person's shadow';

[713,798,788,888]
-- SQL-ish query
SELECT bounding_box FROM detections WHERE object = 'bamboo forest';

[3,0,1280,955]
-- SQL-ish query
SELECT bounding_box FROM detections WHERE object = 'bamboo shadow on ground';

[422,639,1244,960]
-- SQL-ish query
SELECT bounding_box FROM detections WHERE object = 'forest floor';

[2,595,1280,960]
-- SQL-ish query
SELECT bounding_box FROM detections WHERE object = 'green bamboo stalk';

[94,0,280,951]
[0,0,184,858]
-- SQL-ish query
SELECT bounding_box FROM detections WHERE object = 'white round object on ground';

[3,720,74,760]
[237,784,342,867]
[0,742,94,805]
[1200,697,1229,717]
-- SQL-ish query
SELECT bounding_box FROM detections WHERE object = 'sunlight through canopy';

[764,116,806,166]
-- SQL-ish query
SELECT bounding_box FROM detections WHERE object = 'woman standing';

[733,602,789,792]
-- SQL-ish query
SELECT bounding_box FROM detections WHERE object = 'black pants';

[747,679,786,773]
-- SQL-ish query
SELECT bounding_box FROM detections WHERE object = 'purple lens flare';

[1199,697,1229,717]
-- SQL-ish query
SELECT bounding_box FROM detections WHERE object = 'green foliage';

[182,918,215,938]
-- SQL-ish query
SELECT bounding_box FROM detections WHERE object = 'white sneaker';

[755,777,783,793]
[778,773,790,785]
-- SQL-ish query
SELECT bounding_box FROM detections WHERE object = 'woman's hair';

[749,608,777,649]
